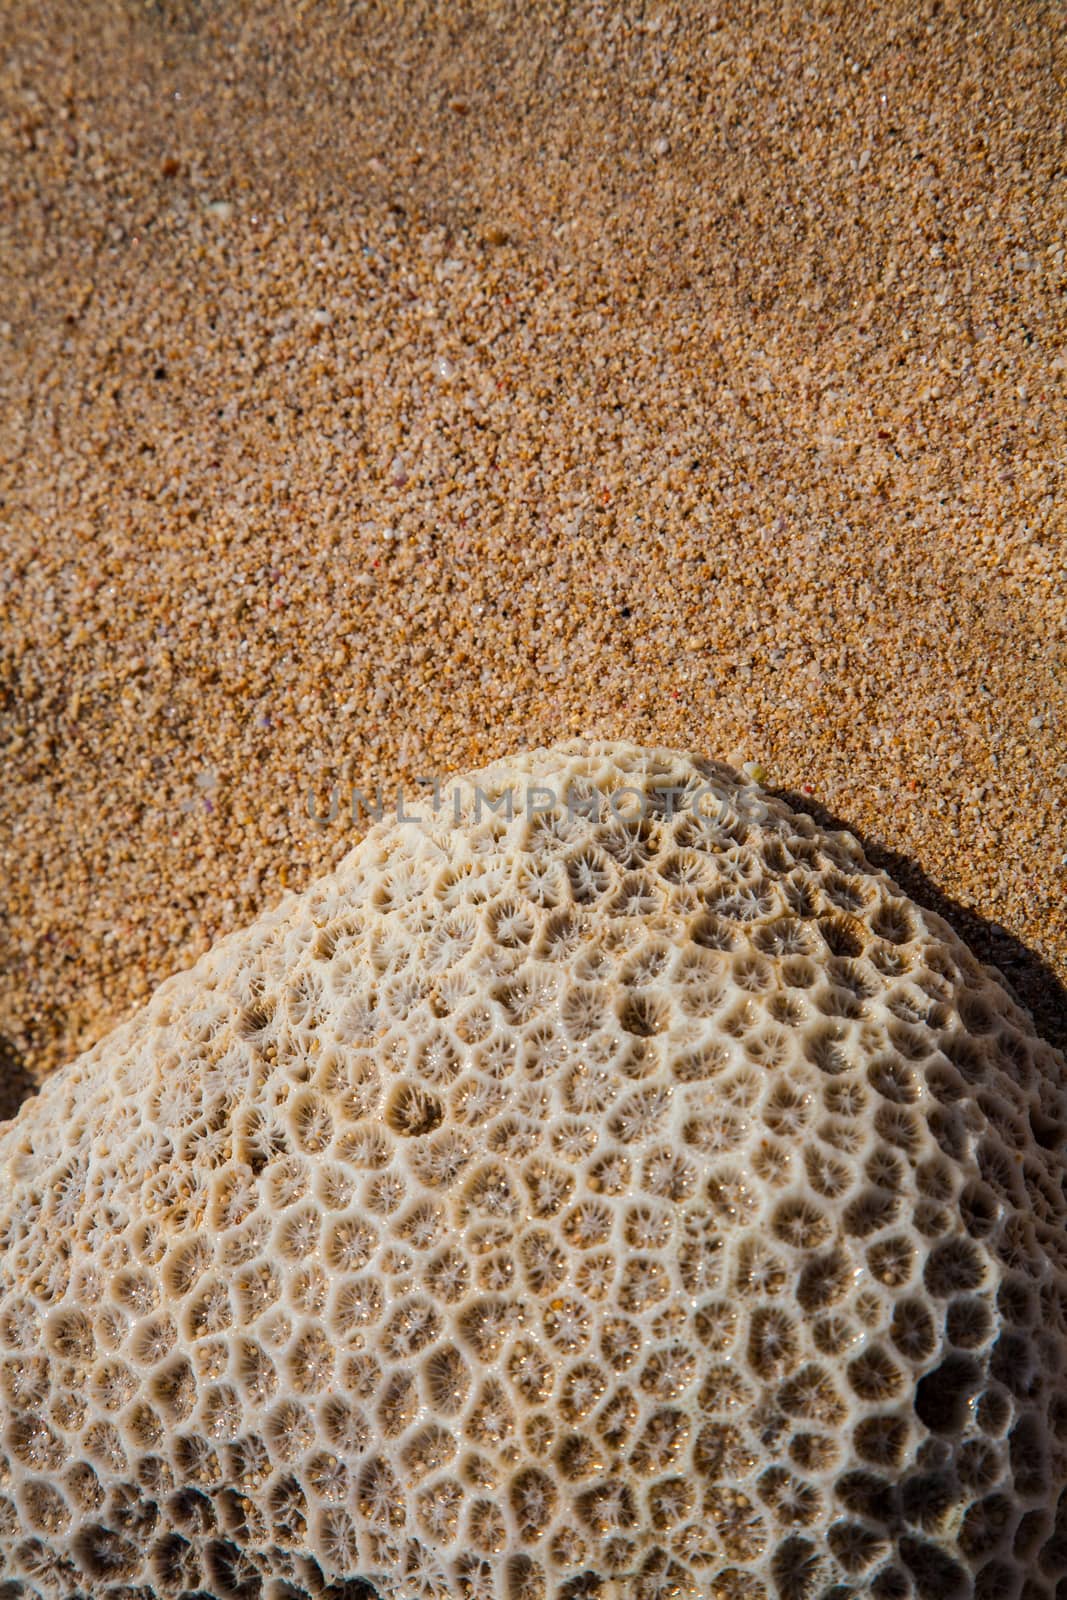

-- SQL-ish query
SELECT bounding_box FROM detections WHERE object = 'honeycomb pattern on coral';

[1,741,1066,1600]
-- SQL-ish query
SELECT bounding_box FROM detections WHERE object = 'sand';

[0,0,1064,1094]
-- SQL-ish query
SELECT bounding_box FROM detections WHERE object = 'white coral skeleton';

[1,740,1065,1600]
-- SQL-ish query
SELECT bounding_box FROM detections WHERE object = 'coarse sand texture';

[1,741,1065,1600]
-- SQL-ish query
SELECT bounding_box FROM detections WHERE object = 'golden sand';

[1,0,1064,1086]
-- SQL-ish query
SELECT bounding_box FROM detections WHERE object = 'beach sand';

[1,0,1064,1090]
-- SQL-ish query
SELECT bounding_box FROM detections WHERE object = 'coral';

[1,740,1066,1600]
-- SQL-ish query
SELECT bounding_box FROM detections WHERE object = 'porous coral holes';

[1,741,1065,1600]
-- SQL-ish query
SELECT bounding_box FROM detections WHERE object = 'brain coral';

[1,740,1066,1600]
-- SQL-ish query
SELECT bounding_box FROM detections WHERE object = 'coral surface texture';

[1,742,1064,1600]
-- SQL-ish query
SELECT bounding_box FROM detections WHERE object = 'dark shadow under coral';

[773,787,1067,1058]
[0,1034,37,1124]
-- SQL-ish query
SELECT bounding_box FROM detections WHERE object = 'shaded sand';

[1,0,1064,1081]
